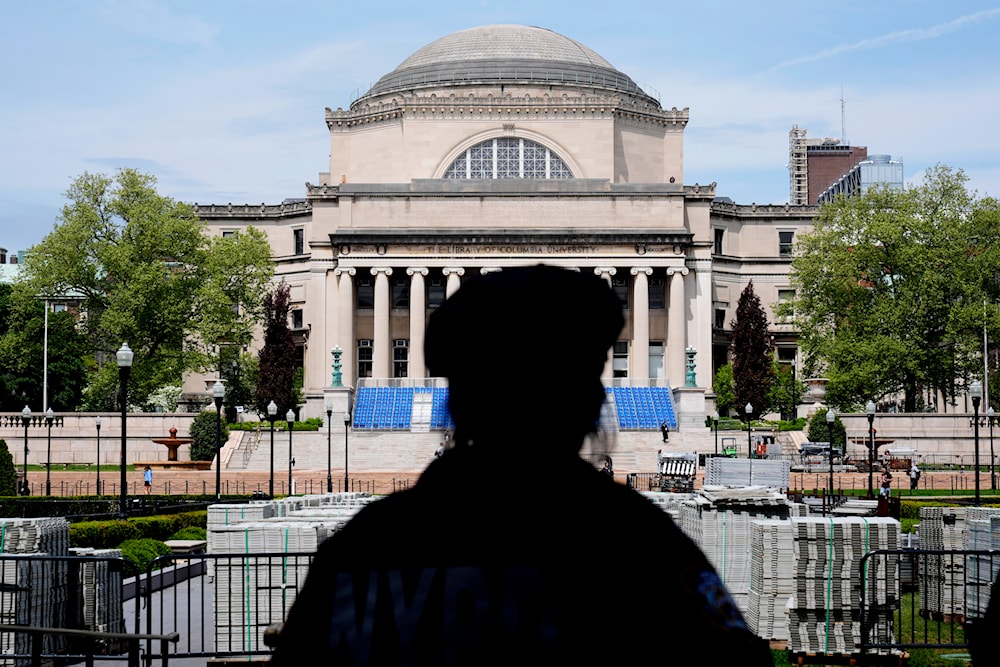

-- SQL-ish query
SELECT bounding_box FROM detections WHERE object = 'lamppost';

[267,401,277,499]
[20,406,30,496]
[866,400,876,498]
[971,380,982,507]
[286,409,295,495]
[117,343,133,520]
[744,403,753,485]
[344,411,351,491]
[44,408,54,496]
[827,408,836,497]
[989,407,997,491]
[326,400,333,493]
[212,380,225,500]
[95,416,102,496]
[712,411,719,456]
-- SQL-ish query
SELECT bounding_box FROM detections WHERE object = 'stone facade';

[190,25,818,423]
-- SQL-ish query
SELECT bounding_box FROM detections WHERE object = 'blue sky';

[2,1,999,255]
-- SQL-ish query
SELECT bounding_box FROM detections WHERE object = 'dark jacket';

[271,446,773,666]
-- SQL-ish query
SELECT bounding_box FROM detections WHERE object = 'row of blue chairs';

[354,386,677,431]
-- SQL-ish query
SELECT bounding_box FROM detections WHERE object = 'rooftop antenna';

[840,85,848,145]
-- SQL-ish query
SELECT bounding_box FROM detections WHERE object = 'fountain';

[135,427,212,470]
[153,427,192,461]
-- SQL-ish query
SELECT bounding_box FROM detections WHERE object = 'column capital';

[480,267,502,275]
[666,266,689,277]
[334,266,356,277]
[406,267,429,277]
[630,266,654,277]
[442,267,465,277]
[594,267,618,277]
[370,267,394,276]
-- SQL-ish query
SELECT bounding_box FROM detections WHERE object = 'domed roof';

[357,25,656,106]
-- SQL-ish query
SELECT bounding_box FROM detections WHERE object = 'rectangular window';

[393,339,409,378]
[648,276,665,310]
[714,228,724,255]
[777,288,795,320]
[357,340,373,378]
[649,342,664,380]
[293,228,305,255]
[777,347,796,364]
[428,277,446,309]
[714,308,727,330]
[392,276,410,309]
[779,231,794,257]
[291,309,304,330]
[613,341,629,378]
[52,303,67,313]
[356,277,374,309]
[612,276,629,309]
[222,230,235,238]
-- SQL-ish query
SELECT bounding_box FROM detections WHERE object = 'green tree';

[807,408,846,450]
[0,286,90,411]
[0,439,16,496]
[767,363,806,420]
[712,364,736,417]
[730,281,775,420]
[15,169,274,410]
[188,409,229,461]
[785,165,1000,410]
[255,282,298,417]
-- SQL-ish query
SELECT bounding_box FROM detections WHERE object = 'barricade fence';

[859,549,998,658]
[1,549,995,662]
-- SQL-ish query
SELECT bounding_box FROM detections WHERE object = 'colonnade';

[305,263,711,391]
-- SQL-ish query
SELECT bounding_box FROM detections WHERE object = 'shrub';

[70,520,142,549]
[168,526,207,541]
[189,410,229,461]
[806,408,846,448]
[0,440,16,496]
[120,538,172,576]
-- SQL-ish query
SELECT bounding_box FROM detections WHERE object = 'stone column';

[371,267,393,379]
[594,267,618,382]
[667,266,689,387]
[443,267,465,298]
[334,267,356,387]
[631,267,652,380]
[407,267,428,379]
[302,264,329,394]
[691,258,714,388]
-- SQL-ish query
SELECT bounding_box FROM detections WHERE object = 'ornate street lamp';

[95,416,102,496]
[989,407,996,492]
[267,401,277,499]
[286,409,295,495]
[44,408,54,496]
[344,411,351,491]
[20,406,31,496]
[827,408,836,497]
[326,399,333,493]
[331,346,343,387]
[866,401,876,498]
[212,380,225,500]
[712,411,719,456]
[971,380,983,506]
[117,343,133,520]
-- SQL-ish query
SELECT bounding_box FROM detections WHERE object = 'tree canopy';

[15,168,274,410]
[785,165,1000,410]
[730,281,775,420]
[255,282,298,418]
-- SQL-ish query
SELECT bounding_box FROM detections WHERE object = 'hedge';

[70,511,207,550]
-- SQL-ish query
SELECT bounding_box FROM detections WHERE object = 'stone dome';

[356,24,657,107]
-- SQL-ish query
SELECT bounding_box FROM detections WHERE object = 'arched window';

[444,138,572,179]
